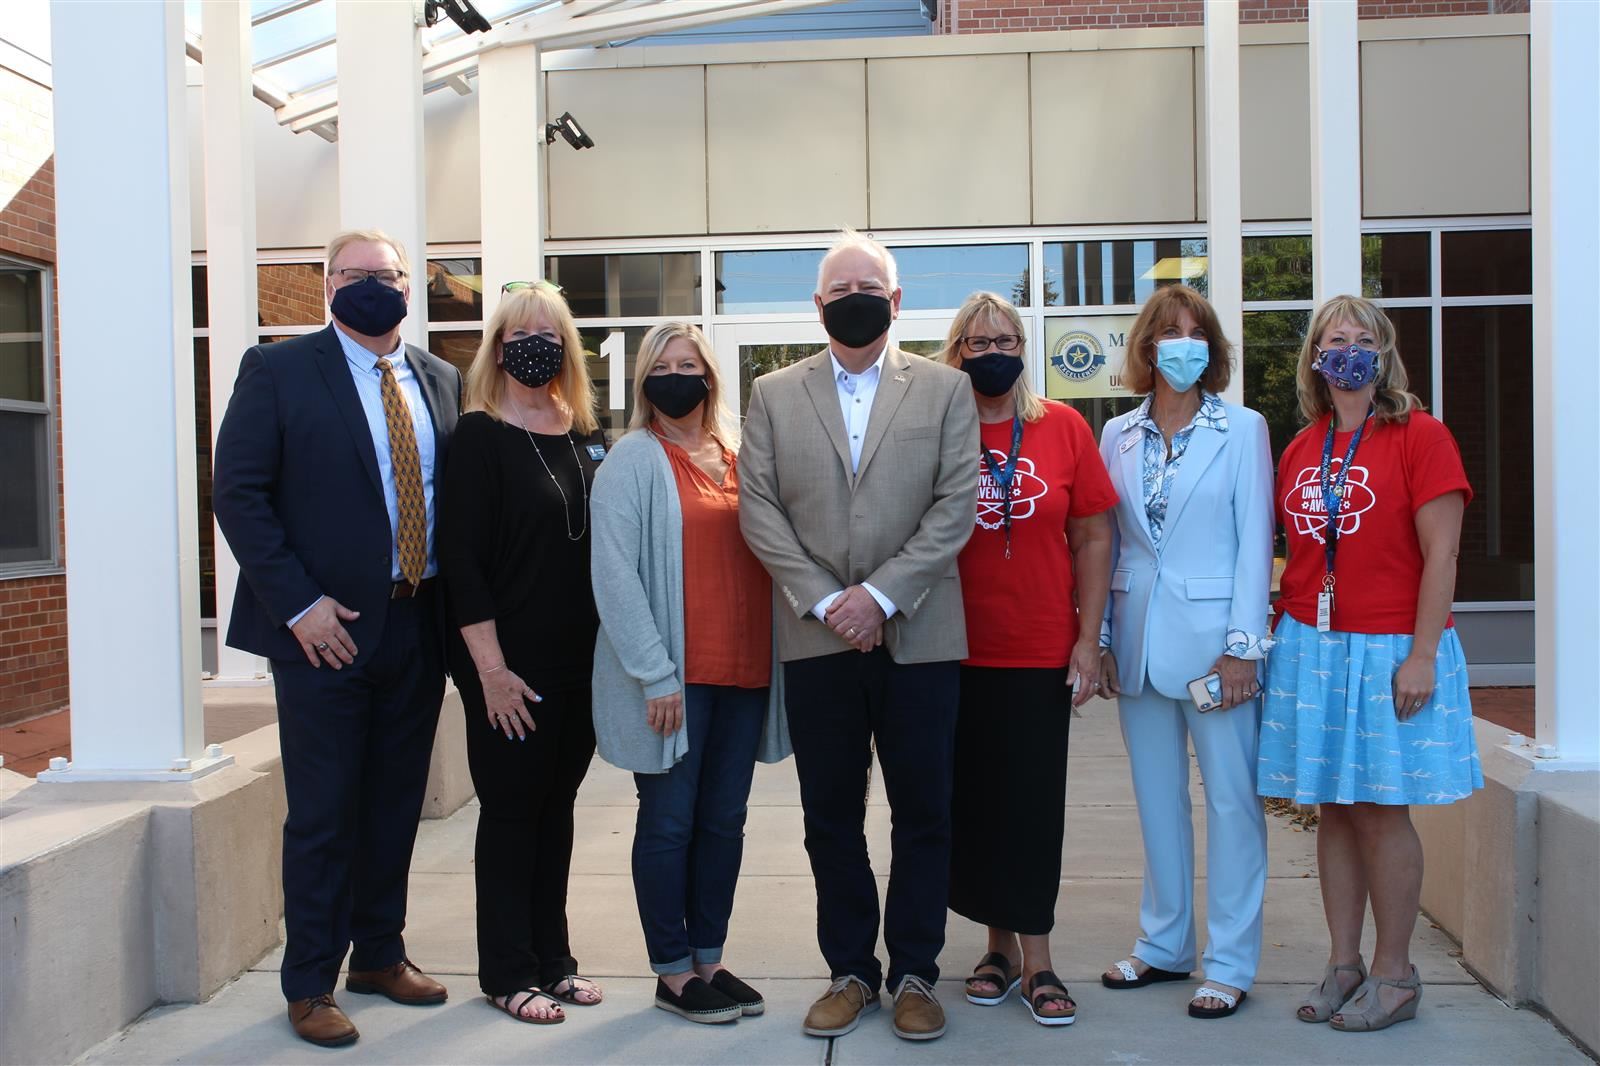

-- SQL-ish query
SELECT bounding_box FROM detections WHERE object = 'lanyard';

[1319,407,1373,589]
[981,414,1025,559]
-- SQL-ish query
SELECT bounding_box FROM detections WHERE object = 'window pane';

[576,326,658,440]
[546,253,700,319]
[194,337,215,618]
[739,342,817,413]
[192,265,208,329]
[1442,230,1532,297]
[1242,309,1312,465]
[1385,305,1433,411]
[1362,232,1430,298]
[1045,238,1207,307]
[0,409,49,565]
[0,266,44,403]
[1443,305,1533,601]
[426,258,483,323]
[257,263,326,328]
[1242,236,1312,302]
[891,244,1030,310]
[715,249,826,314]
[428,330,482,374]
[1064,396,1143,442]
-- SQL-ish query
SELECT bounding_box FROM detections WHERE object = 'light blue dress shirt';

[811,347,897,623]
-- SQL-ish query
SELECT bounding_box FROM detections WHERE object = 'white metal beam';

[1203,0,1243,407]
[1309,0,1362,303]
[478,45,546,323]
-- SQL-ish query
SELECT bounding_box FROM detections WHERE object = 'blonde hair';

[627,322,737,449]
[938,292,1046,423]
[816,227,899,293]
[324,229,410,278]
[1297,295,1421,425]
[464,285,599,434]
[1121,285,1234,396]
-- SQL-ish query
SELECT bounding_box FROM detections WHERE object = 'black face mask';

[501,334,564,388]
[961,352,1025,397]
[643,372,709,420]
[330,276,408,337]
[821,292,892,349]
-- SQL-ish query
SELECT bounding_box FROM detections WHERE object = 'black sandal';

[486,988,565,1025]
[964,951,1021,1006]
[547,974,603,1006]
[1102,958,1192,989]
[1022,970,1076,1027]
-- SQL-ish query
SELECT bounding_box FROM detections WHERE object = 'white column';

[478,43,545,323]
[1308,0,1362,304]
[1203,0,1243,407]
[336,0,428,347]
[201,0,268,684]
[46,0,225,780]
[1530,0,1600,768]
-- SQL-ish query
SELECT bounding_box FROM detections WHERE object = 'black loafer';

[654,976,741,1024]
[709,969,765,1016]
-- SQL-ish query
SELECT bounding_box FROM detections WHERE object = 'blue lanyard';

[1319,408,1373,582]
[980,414,1025,559]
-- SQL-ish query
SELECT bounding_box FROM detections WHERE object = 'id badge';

[1316,591,1334,632]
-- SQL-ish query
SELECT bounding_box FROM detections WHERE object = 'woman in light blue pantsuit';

[1094,286,1275,1020]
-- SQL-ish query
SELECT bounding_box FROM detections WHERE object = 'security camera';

[545,112,595,151]
[424,0,492,35]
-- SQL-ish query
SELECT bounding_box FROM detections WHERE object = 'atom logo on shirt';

[975,453,1048,530]
[1285,461,1375,545]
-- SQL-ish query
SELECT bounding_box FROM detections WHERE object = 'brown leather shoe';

[892,975,946,1041]
[345,959,448,1005]
[287,994,359,1047]
[803,975,880,1037]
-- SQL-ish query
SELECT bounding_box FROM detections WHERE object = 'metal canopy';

[183,0,847,140]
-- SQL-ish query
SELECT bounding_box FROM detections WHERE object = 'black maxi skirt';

[948,664,1073,936]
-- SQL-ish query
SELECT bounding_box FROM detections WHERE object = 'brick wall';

[938,0,1528,33]
[0,65,67,729]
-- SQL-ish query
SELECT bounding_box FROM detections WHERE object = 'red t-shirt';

[958,401,1119,668]
[1277,410,1472,635]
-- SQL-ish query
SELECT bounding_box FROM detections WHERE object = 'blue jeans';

[632,683,768,975]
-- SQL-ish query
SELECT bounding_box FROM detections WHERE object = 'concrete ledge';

[1536,784,1600,1056]
[423,685,473,820]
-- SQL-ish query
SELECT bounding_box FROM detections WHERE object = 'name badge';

[1118,433,1139,454]
[586,444,607,462]
[1316,590,1334,633]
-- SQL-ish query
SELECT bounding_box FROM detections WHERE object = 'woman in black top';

[439,281,607,1025]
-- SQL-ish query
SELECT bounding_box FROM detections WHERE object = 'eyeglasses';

[962,334,1022,353]
[501,280,563,294]
[334,267,406,286]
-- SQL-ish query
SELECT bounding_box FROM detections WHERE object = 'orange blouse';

[658,432,772,689]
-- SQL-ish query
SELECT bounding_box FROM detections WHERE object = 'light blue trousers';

[1118,686,1268,992]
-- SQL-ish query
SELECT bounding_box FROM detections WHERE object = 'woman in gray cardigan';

[591,321,791,1026]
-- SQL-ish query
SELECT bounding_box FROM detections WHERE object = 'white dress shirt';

[812,347,897,623]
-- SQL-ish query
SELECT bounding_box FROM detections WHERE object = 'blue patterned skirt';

[1257,616,1483,805]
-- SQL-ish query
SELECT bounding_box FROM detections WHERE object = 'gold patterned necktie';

[376,357,427,586]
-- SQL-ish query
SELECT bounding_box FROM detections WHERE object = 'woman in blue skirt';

[1260,294,1482,1032]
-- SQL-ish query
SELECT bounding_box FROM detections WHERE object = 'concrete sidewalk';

[80,704,1590,1065]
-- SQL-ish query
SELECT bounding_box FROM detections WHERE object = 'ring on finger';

[315,641,329,650]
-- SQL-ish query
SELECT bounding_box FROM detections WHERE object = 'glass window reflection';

[1046,238,1207,307]
[1242,236,1313,302]
[1442,230,1532,297]
[716,249,827,314]
[257,263,326,328]
[427,258,483,323]
[547,253,700,319]
[1362,232,1430,298]
[890,244,1030,310]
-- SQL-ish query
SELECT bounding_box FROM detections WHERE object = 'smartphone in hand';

[1188,672,1224,713]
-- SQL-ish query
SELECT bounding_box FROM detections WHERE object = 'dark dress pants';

[271,593,445,1002]
[784,648,960,994]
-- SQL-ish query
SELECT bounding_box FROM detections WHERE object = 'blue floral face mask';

[1313,344,1382,391]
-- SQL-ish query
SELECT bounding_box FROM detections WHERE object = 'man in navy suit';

[213,230,462,1047]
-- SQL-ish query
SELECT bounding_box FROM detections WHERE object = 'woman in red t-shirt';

[1259,295,1481,1033]
[939,292,1117,1028]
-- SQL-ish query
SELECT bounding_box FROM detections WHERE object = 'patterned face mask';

[1313,344,1382,391]
[501,334,564,388]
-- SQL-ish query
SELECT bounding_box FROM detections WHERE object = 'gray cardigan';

[590,429,791,773]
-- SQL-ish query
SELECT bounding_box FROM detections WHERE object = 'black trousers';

[452,668,597,995]
[784,648,960,993]
[948,665,1073,935]
[271,594,445,1002]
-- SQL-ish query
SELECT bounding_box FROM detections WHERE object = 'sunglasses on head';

[501,279,563,294]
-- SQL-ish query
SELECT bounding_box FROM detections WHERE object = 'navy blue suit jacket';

[212,325,463,665]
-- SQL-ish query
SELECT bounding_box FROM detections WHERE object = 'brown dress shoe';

[345,959,448,1005]
[288,994,359,1047]
[803,975,880,1037]
[892,975,946,1041]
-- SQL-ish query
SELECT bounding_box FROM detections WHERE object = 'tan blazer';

[739,346,980,665]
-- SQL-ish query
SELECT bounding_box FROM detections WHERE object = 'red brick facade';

[937,0,1529,34]
[0,66,66,729]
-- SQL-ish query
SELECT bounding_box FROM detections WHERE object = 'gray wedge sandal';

[1330,965,1422,1032]
[1297,958,1367,1023]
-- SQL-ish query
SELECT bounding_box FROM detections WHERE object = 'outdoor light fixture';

[546,112,596,151]
[424,0,492,35]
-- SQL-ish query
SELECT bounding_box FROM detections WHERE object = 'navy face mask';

[501,334,564,388]
[960,352,1025,397]
[330,276,408,336]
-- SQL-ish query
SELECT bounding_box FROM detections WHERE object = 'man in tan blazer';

[740,230,978,1043]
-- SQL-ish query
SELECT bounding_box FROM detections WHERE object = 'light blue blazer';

[1098,399,1275,701]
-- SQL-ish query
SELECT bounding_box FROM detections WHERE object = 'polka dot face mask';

[501,334,565,388]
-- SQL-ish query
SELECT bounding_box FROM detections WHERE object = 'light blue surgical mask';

[1155,336,1210,393]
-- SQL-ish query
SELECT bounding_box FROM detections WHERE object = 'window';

[0,258,56,572]
[429,330,481,374]
[1045,238,1207,307]
[891,244,1030,310]
[427,258,483,323]
[1242,236,1313,302]
[547,253,700,319]
[257,263,326,328]
[716,249,826,315]
[1362,232,1430,299]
